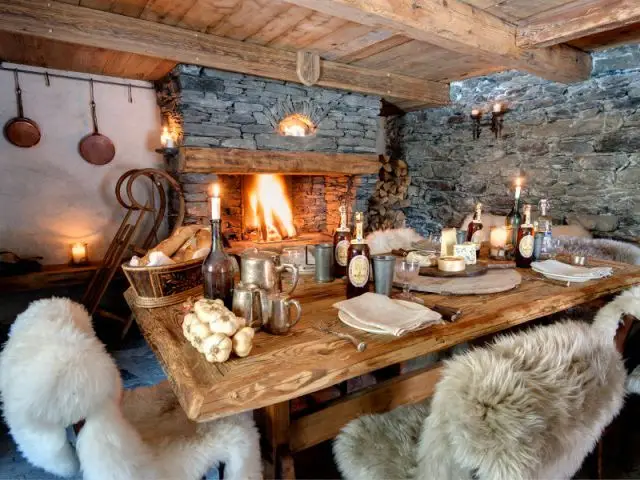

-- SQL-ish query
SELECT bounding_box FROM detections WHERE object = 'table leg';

[260,401,295,480]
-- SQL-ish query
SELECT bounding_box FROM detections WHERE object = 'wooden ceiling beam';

[0,0,450,106]
[517,0,640,48]
[280,0,592,83]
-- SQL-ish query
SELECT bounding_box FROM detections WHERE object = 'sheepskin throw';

[0,297,262,480]
[334,287,640,480]
[557,237,640,265]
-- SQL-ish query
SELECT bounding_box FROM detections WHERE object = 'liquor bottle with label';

[515,204,535,268]
[466,202,484,251]
[537,198,553,258]
[505,178,522,255]
[333,203,352,278]
[346,211,371,299]
[202,184,235,309]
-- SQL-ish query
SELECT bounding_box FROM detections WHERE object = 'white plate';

[337,298,434,334]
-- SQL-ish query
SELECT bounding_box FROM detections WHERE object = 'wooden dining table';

[124,256,640,479]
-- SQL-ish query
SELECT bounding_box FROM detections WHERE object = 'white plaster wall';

[0,64,164,264]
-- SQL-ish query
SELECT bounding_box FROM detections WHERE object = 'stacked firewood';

[368,156,411,230]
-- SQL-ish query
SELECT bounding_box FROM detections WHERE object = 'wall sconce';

[490,103,506,139]
[470,109,482,140]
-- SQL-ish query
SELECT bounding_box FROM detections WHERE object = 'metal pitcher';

[239,248,299,295]
[232,283,265,329]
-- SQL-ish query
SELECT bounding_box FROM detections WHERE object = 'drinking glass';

[395,260,421,300]
[547,238,562,259]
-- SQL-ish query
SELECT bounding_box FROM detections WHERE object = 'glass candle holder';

[70,242,89,266]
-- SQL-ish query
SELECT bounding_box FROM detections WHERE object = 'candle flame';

[515,177,522,187]
[161,126,173,145]
[209,183,220,197]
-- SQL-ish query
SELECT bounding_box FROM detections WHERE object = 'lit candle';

[70,242,88,265]
[490,227,507,249]
[493,102,502,113]
[209,183,221,221]
[490,226,507,259]
[471,108,480,117]
[161,126,174,148]
[514,177,522,200]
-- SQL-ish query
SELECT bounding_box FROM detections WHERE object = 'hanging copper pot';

[4,70,41,148]
[79,79,115,166]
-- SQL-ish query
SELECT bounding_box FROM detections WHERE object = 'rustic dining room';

[1,0,640,479]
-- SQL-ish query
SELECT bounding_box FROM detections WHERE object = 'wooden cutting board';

[396,269,522,295]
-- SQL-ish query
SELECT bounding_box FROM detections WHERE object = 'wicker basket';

[122,258,203,308]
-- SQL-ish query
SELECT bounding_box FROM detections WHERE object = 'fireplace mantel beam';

[0,0,450,106]
[280,0,592,84]
[173,147,381,176]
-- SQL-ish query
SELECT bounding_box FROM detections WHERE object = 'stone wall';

[392,45,640,241]
[157,65,380,235]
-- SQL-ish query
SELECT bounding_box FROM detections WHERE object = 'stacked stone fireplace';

[156,65,382,244]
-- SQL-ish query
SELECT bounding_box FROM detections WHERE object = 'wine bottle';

[505,196,521,254]
[202,184,235,309]
[515,204,535,268]
[333,203,352,278]
[346,212,370,299]
[537,198,553,258]
[466,202,484,251]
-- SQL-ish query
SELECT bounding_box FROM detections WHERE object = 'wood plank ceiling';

[0,0,638,111]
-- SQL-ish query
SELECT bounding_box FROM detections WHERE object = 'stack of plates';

[531,259,613,283]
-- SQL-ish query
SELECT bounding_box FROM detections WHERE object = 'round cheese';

[437,256,466,272]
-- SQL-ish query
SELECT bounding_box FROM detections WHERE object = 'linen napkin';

[531,259,612,281]
[333,292,442,336]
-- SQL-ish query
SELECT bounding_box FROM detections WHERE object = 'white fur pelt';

[334,287,639,480]
[366,228,424,255]
[557,236,640,265]
[460,213,593,242]
[0,297,261,480]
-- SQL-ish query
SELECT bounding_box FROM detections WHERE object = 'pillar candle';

[440,228,457,257]
[490,226,507,248]
[209,183,221,221]
[70,242,88,265]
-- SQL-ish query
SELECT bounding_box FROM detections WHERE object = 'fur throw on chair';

[0,298,262,480]
[334,287,640,480]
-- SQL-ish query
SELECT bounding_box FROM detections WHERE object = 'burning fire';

[247,174,297,242]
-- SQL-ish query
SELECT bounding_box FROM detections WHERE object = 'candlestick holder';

[470,111,482,140]
[155,147,179,156]
[491,110,505,139]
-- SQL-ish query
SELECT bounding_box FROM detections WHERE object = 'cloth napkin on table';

[531,259,613,282]
[333,292,442,336]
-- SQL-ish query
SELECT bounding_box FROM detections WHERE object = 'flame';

[278,114,315,137]
[248,175,296,241]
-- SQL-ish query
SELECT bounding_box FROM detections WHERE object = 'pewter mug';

[232,283,264,329]
[264,293,302,335]
[240,248,299,295]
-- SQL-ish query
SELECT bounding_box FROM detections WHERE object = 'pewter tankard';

[232,283,264,329]
[240,248,299,295]
[263,293,302,335]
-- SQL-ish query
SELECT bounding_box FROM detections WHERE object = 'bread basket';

[122,258,203,308]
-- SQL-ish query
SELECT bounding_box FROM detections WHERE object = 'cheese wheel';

[437,256,466,272]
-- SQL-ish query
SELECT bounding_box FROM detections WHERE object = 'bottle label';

[519,235,534,258]
[335,240,350,266]
[471,230,483,249]
[348,255,369,288]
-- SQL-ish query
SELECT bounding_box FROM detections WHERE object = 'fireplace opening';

[242,174,297,242]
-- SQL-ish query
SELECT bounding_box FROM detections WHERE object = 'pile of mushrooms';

[182,298,255,363]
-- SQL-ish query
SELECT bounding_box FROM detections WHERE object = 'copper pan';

[79,79,115,166]
[4,70,41,148]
